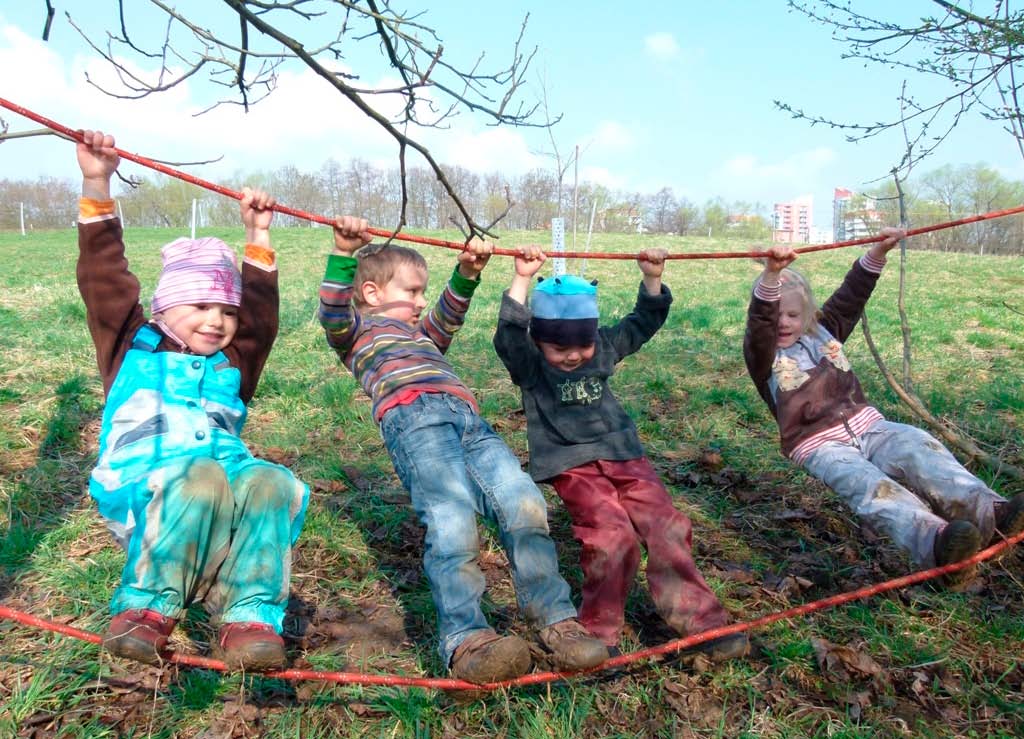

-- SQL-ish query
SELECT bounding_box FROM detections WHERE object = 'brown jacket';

[744,258,881,458]
[77,209,279,402]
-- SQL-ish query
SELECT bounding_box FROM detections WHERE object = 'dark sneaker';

[449,629,532,684]
[934,519,982,586]
[990,493,1024,561]
[994,493,1024,542]
[685,632,751,663]
[537,618,610,671]
[103,609,177,665]
[213,622,286,671]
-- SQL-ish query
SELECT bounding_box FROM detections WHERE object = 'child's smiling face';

[536,341,596,372]
[776,291,805,349]
[155,302,238,355]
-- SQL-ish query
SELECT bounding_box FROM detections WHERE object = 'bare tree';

[40,0,550,239]
[779,1,1024,173]
[531,75,575,220]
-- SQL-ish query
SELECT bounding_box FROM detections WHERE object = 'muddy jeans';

[802,420,1003,568]
[380,393,577,667]
[551,457,729,646]
[111,456,309,631]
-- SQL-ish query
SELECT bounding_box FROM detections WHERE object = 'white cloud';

[644,32,680,61]
[0,19,446,181]
[434,126,542,174]
[717,147,836,182]
[586,120,635,153]
[578,165,624,189]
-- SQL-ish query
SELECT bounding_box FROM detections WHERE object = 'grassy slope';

[0,225,1022,738]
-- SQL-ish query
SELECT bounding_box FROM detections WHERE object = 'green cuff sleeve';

[449,266,481,298]
[325,253,358,283]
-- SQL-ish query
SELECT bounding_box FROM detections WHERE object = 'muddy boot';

[449,629,532,685]
[994,493,1024,542]
[537,618,610,671]
[991,493,1024,560]
[103,609,177,665]
[934,519,982,587]
[213,622,286,672]
[684,632,751,663]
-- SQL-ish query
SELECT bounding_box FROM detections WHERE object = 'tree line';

[0,158,773,240]
[3,159,1023,254]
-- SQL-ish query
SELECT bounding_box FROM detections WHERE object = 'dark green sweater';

[493,282,672,482]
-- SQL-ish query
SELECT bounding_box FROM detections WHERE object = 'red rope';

[2,531,1020,691]
[5,96,1024,260]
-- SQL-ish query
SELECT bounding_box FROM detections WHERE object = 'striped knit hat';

[151,237,242,314]
[530,275,599,346]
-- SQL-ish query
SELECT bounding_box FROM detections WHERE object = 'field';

[1,225,1023,738]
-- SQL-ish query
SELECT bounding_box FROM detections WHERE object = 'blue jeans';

[803,420,1003,568]
[380,393,577,666]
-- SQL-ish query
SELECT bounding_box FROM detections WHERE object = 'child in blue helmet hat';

[494,246,748,661]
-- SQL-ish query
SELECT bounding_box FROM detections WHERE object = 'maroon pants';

[551,457,728,646]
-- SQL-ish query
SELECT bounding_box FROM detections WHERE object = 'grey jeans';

[803,420,1003,568]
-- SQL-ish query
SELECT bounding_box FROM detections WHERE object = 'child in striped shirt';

[318,218,608,684]
[744,229,1023,586]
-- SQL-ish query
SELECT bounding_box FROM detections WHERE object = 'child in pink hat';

[76,129,309,671]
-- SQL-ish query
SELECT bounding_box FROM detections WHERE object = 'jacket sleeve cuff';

[244,243,277,272]
[638,281,673,307]
[325,253,358,283]
[79,197,116,221]
[859,252,887,274]
[449,266,480,298]
[753,278,781,302]
[498,290,532,326]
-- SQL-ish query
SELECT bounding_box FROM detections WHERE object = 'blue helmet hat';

[530,274,599,345]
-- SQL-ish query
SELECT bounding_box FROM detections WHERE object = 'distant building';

[772,196,812,243]
[833,187,882,241]
[598,206,644,233]
[808,226,833,244]
[727,214,762,228]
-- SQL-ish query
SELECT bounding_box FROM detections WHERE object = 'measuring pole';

[551,217,566,277]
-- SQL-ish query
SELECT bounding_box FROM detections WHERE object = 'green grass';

[1,226,1023,737]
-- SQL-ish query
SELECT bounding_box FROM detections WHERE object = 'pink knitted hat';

[151,237,242,314]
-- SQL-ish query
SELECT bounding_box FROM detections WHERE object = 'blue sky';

[2,1,1022,231]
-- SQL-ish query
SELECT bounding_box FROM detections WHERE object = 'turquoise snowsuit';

[92,325,308,629]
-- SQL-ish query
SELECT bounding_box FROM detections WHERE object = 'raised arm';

[75,130,146,395]
[494,246,546,387]
[605,247,673,361]
[743,245,797,405]
[819,227,905,343]
[229,187,281,401]
[319,216,372,356]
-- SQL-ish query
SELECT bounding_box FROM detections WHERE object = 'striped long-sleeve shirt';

[318,254,481,421]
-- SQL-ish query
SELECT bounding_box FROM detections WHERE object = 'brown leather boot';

[449,629,532,684]
[213,622,286,672]
[537,618,609,671]
[103,609,177,665]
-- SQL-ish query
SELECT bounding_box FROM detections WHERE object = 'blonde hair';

[778,267,823,338]
[352,243,428,307]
